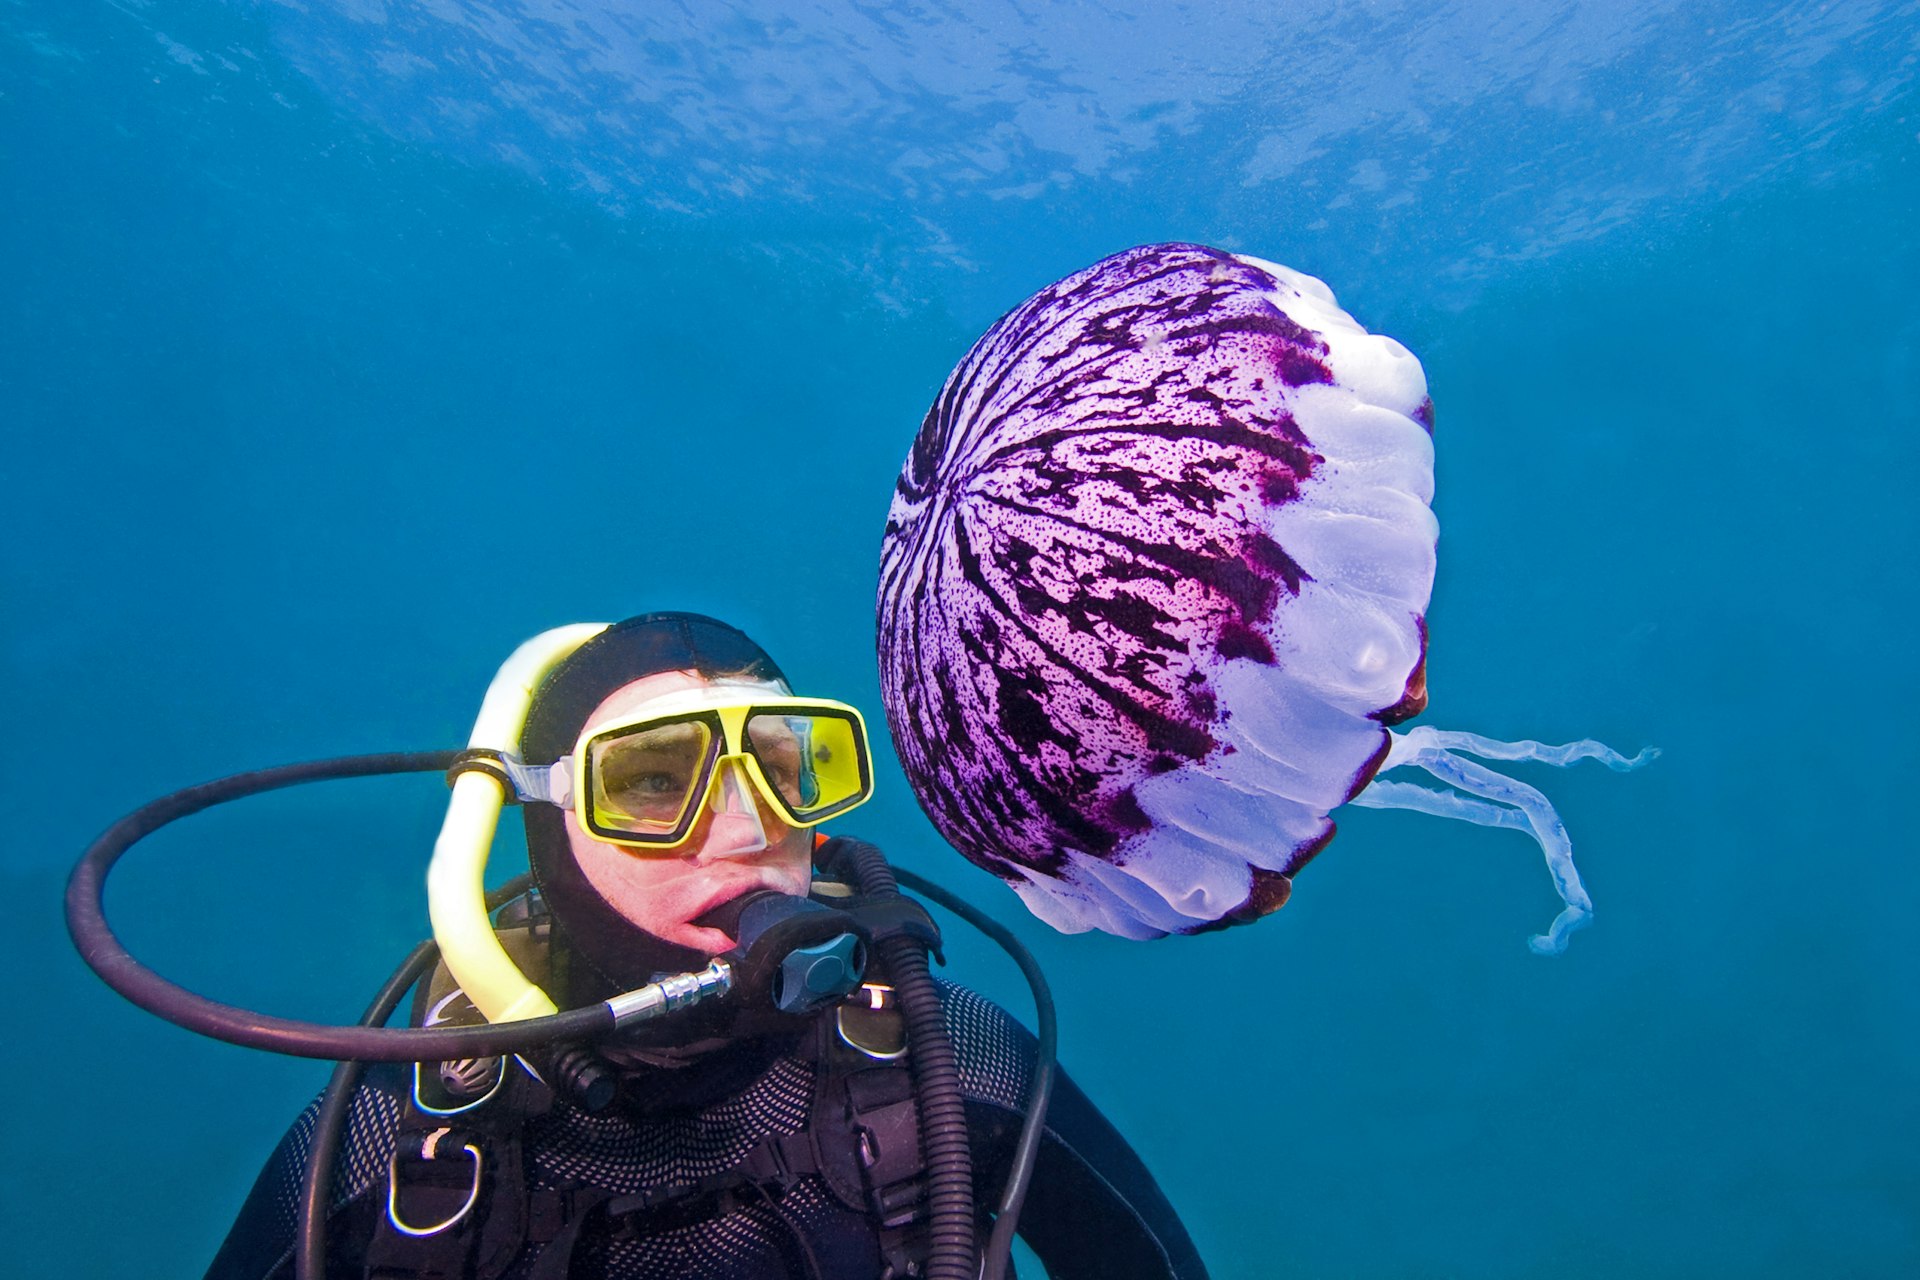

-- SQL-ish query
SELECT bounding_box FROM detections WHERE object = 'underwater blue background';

[4,1,1914,1275]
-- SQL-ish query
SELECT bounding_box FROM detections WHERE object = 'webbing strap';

[522,1133,820,1277]
[368,1054,540,1280]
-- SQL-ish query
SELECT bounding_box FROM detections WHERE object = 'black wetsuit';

[207,979,1207,1279]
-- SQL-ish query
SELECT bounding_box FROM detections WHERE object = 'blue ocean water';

[3,2,1914,1275]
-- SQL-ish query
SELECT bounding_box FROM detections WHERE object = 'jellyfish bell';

[876,242,1652,954]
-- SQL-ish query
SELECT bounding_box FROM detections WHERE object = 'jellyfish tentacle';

[1346,778,1530,830]
[1390,725,1658,771]
[1367,725,1644,954]
[1411,750,1588,909]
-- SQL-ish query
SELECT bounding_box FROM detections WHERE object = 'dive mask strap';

[504,755,572,809]
[445,749,573,810]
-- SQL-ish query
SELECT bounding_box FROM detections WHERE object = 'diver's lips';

[687,881,784,943]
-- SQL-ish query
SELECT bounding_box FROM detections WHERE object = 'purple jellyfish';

[876,243,1651,954]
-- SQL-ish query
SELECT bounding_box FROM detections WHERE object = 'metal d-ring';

[386,1129,484,1238]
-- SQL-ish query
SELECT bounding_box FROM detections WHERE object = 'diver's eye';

[590,721,711,822]
[758,754,803,802]
[601,765,697,818]
[746,716,810,805]
[620,772,682,797]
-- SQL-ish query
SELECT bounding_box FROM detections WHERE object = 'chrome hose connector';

[604,959,733,1027]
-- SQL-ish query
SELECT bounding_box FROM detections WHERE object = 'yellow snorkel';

[427,623,609,1023]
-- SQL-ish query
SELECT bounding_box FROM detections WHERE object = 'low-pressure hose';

[832,837,977,1280]
[296,938,439,1280]
[295,874,536,1280]
[66,753,630,1060]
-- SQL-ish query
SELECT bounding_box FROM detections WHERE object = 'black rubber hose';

[295,938,439,1280]
[834,838,977,1280]
[295,874,536,1280]
[893,867,1057,1280]
[65,752,616,1060]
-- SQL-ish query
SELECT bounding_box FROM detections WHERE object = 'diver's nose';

[695,759,770,860]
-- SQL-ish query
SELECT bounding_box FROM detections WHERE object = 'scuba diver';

[69,612,1207,1279]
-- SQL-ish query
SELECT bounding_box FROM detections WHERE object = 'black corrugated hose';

[832,837,979,1280]
[894,867,1057,1280]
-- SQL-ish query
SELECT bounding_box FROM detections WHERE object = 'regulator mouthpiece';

[702,891,868,1016]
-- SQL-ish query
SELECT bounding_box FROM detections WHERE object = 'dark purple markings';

[1246,531,1312,596]
[877,243,1426,927]
[1103,788,1153,838]
[1278,825,1338,879]
[1214,621,1276,664]
[1372,617,1431,727]
[1345,734,1397,805]
[1178,868,1295,935]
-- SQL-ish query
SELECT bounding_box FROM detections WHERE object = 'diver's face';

[563,670,815,955]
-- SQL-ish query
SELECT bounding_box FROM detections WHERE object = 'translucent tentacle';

[1362,725,1657,955]
[1347,779,1530,830]
[1413,749,1591,955]
[1388,725,1659,771]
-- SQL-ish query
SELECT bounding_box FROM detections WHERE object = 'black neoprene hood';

[520,612,789,765]
[519,612,792,993]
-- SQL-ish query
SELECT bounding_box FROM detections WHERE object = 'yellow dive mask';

[510,693,875,849]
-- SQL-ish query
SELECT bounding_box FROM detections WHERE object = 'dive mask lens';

[585,717,715,841]
[573,699,874,846]
[744,708,872,822]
